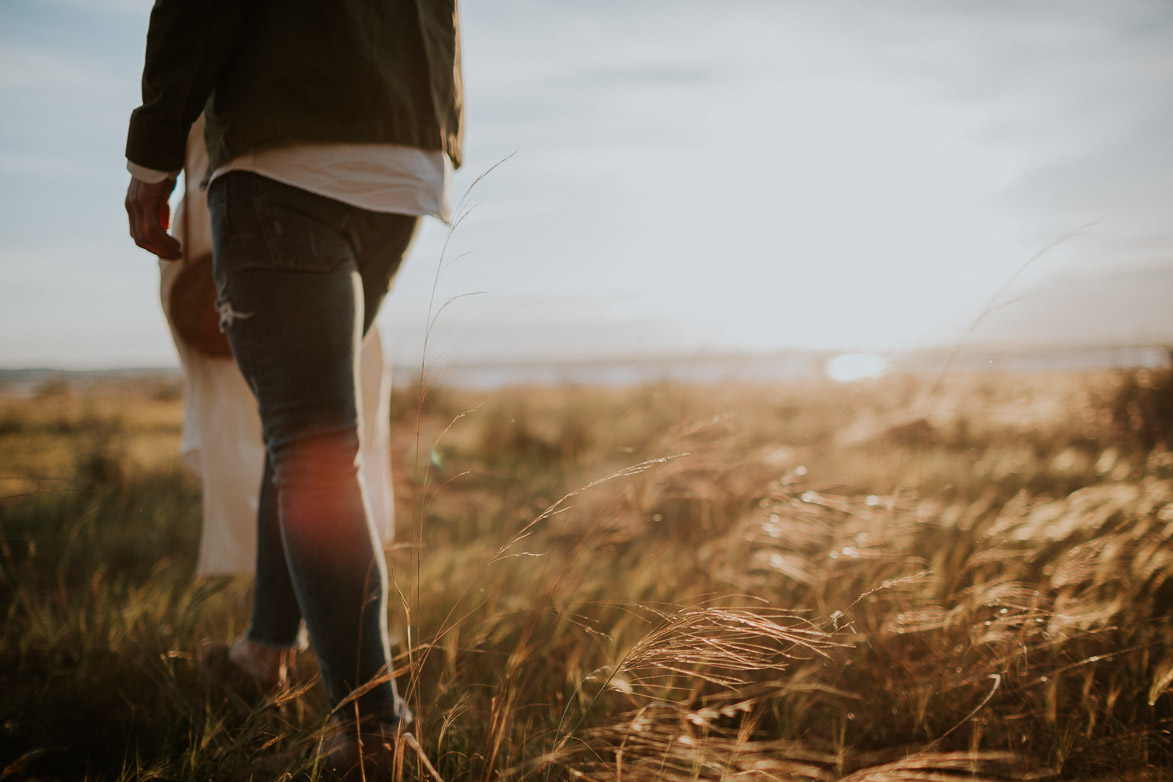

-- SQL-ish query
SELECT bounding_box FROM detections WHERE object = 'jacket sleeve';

[125,0,253,172]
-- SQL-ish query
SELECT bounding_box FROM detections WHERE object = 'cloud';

[0,44,120,92]
[0,150,73,177]
[39,0,141,15]
[817,1,1173,271]
[0,242,170,368]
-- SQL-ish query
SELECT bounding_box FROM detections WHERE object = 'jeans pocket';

[250,175,354,274]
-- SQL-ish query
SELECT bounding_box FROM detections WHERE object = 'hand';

[125,176,182,260]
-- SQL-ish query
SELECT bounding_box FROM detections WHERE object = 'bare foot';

[227,636,291,687]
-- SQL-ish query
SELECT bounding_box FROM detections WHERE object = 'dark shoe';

[320,725,400,781]
[255,718,434,781]
[278,716,410,781]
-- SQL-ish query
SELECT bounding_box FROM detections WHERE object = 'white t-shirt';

[128,142,452,222]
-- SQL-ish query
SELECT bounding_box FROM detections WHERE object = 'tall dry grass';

[1,367,1172,780]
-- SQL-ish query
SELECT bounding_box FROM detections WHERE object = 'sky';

[1,0,1171,370]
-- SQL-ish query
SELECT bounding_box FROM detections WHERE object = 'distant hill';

[963,265,1173,350]
[2,343,1169,394]
[0,367,181,396]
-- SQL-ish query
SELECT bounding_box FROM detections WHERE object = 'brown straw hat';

[169,251,231,357]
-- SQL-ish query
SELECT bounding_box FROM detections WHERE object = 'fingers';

[125,177,182,260]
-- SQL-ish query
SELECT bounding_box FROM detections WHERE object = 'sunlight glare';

[826,353,888,382]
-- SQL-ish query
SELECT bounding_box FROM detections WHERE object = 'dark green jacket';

[126,0,463,175]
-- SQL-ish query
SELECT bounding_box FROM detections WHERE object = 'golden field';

[1,367,1172,780]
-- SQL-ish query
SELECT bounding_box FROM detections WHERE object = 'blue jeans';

[207,172,418,728]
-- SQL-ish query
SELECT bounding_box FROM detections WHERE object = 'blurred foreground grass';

[2,368,1173,780]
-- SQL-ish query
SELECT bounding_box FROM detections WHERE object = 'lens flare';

[825,353,888,382]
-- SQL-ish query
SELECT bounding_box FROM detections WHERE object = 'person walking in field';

[162,115,401,584]
[124,1,463,775]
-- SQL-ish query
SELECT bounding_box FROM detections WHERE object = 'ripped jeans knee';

[213,278,254,332]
